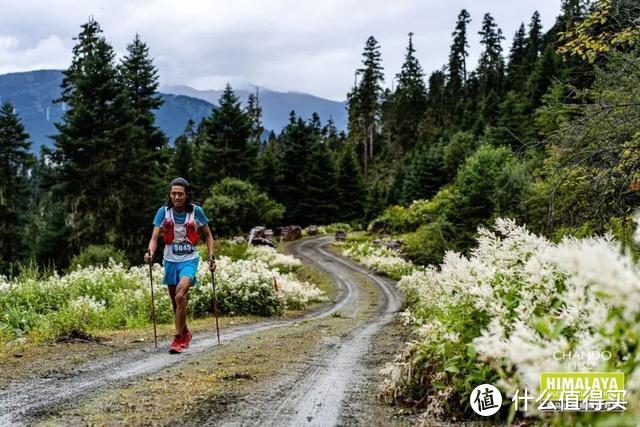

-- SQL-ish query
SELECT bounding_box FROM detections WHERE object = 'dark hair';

[166,177,194,213]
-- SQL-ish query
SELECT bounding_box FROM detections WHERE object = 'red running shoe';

[169,335,182,354]
[181,329,193,349]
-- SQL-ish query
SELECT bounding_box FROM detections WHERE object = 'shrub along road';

[0,236,404,426]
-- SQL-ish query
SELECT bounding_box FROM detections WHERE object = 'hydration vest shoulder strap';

[165,207,175,222]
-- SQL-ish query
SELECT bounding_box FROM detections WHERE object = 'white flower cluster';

[247,246,302,273]
[342,242,416,279]
[0,275,10,293]
[190,253,324,313]
[275,273,326,309]
[384,218,640,417]
[69,295,106,313]
[1,249,324,340]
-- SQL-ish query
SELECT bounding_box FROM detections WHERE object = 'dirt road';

[0,236,404,426]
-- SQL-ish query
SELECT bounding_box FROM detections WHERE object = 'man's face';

[170,185,187,208]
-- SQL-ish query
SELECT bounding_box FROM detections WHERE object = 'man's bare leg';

[174,277,192,336]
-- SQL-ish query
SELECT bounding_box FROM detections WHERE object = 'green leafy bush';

[69,244,129,271]
[203,178,285,237]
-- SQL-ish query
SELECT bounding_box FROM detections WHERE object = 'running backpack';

[162,206,199,245]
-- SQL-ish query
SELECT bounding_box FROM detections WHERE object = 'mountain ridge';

[0,70,348,152]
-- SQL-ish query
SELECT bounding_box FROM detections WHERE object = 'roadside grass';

[0,238,339,388]
[37,261,384,426]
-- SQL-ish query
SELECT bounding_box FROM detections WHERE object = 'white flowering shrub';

[247,246,302,273]
[190,254,324,316]
[0,249,324,341]
[341,242,417,280]
[380,218,640,423]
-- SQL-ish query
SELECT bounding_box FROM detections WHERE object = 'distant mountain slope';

[0,70,348,153]
[0,70,215,152]
[161,84,348,134]
[0,70,213,152]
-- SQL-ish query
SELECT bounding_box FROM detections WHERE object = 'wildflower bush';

[336,239,417,280]
[68,244,129,270]
[0,262,171,342]
[379,218,640,424]
[0,246,324,342]
[246,246,302,273]
[325,222,353,233]
[191,247,324,316]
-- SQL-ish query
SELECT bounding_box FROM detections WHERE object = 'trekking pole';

[211,270,221,345]
[147,250,158,349]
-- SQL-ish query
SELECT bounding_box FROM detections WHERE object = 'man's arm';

[201,224,215,257]
[200,224,216,271]
[144,226,162,263]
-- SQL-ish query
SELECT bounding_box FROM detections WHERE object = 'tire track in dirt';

[217,238,402,427]
[0,237,355,426]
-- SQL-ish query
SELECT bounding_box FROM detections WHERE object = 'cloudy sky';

[1,1,562,101]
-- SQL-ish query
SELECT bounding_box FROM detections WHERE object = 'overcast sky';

[0,1,562,101]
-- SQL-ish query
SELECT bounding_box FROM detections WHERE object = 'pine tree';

[170,120,196,180]
[117,33,168,258]
[322,116,342,152]
[255,131,282,200]
[400,143,445,204]
[0,102,33,271]
[426,70,447,130]
[506,23,529,93]
[527,45,566,111]
[299,142,338,225]
[198,84,256,187]
[477,13,505,125]
[526,11,544,67]
[49,19,138,255]
[309,112,323,136]
[30,154,69,268]
[347,36,384,181]
[336,145,365,222]
[246,90,264,145]
[277,113,317,224]
[392,32,428,155]
[446,9,471,122]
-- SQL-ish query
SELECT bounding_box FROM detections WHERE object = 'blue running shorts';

[163,258,199,286]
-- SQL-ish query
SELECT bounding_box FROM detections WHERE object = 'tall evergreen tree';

[277,113,318,223]
[198,84,256,188]
[506,23,529,93]
[246,90,264,146]
[255,131,282,200]
[400,143,446,204]
[347,36,384,181]
[299,142,338,225]
[117,33,168,257]
[322,116,343,152]
[392,32,428,155]
[477,13,505,125]
[49,19,138,256]
[336,145,366,222]
[170,120,196,180]
[526,45,567,111]
[0,102,33,271]
[426,70,447,130]
[526,11,544,67]
[446,9,471,122]
[30,154,69,268]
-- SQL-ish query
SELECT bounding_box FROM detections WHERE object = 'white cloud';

[0,0,562,100]
[0,34,71,74]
